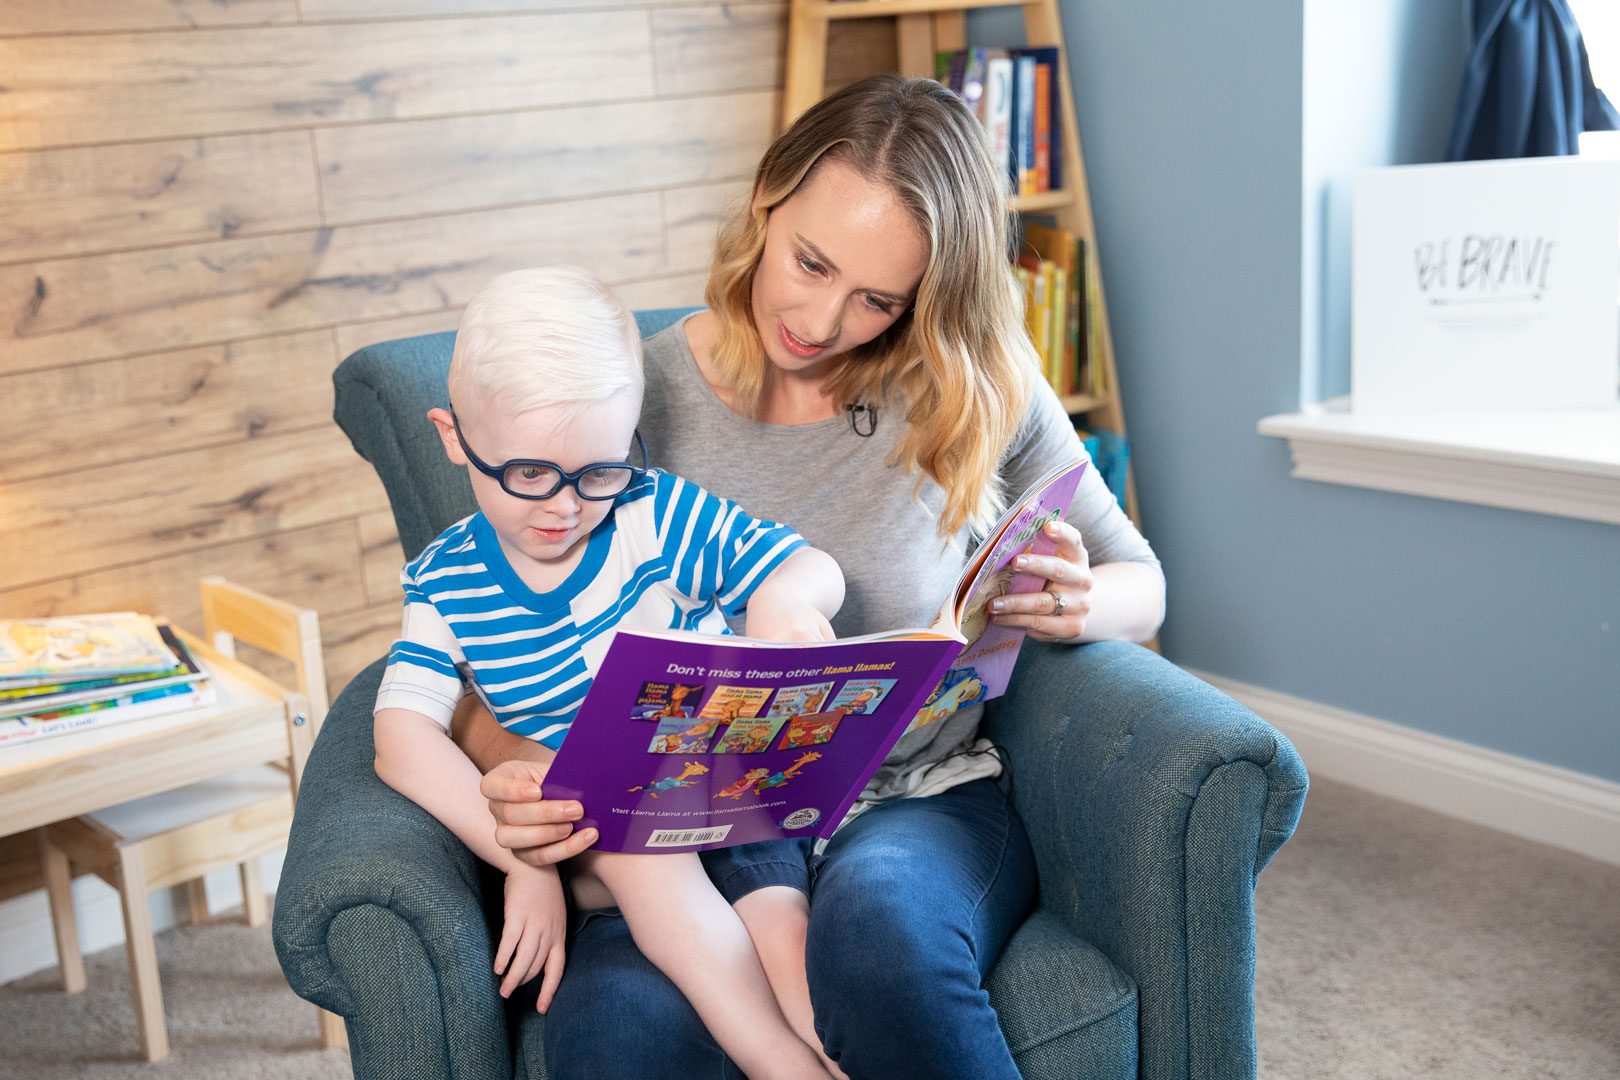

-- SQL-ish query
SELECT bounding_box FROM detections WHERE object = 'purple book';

[543,458,1088,853]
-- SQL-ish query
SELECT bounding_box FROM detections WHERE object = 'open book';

[543,458,1087,853]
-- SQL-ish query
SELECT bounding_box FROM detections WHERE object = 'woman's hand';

[481,761,600,868]
[495,863,567,1012]
[988,519,1094,643]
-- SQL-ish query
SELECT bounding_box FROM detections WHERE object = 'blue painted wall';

[975,2,1620,781]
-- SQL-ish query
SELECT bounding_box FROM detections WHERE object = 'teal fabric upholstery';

[274,311,1308,1079]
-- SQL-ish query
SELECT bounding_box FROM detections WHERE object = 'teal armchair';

[272,309,1308,1080]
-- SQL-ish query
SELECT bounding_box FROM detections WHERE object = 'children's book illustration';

[0,613,180,682]
[764,680,836,718]
[713,716,788,754]
[627,761,710,798]
[779,711,845,749]
[648,715,724,754]
[544,459,1086,853]
[630,681,705,721]
[826,678,897,716]
[713,753,823,799]
[698,685,772,721]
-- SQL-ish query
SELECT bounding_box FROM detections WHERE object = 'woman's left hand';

[988,520,1093,642]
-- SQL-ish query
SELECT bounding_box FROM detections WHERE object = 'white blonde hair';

[449,266,643,420]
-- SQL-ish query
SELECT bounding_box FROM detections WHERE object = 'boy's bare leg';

[734,887,848,1080]
[575,852,832,1080]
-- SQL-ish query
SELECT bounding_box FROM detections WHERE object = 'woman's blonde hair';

[706,74,1036,538]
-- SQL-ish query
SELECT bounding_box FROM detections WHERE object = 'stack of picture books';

[1015,222,1096,398]
[934,46,1064,196]
[0,613,216,746]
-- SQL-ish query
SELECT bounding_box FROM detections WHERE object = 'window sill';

[1257,398,1620,525]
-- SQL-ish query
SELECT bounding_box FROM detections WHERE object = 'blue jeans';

[543,778,1036,1080]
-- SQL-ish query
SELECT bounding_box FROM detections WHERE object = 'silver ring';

[1048,590,1069,616]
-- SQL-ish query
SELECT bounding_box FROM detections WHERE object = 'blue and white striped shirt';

[374,469,807,749]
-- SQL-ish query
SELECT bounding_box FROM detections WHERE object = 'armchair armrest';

[272,659,515,1079]
[983,641,1308,1080]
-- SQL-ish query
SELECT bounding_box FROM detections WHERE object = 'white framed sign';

[1352,157,1620,414]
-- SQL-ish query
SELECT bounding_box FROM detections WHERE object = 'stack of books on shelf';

[0,613,216,747]
[1015,222,1103,400]
[934,46,1064,196]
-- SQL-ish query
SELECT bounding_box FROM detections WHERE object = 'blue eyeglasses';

[452,411,648,501]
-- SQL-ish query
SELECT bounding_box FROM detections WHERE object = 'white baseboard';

[1190,669,1620,866]
[0,849,286,987]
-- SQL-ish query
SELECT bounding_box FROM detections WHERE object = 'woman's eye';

[796,255,823,275]
[864,294,893,314]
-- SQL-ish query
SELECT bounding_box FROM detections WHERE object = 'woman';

[457,74,1165,1078]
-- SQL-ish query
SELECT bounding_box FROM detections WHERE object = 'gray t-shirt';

[638,315,1162,801]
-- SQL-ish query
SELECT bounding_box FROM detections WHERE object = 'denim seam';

[1004,990,1138,1057]
[712,860,811,899]
[963,782,1014,968]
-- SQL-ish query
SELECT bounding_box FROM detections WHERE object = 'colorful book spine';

[1013,55,1037,196]
[984,54,1014,191]
[1033,61,1052,193]
[0,681,217,745]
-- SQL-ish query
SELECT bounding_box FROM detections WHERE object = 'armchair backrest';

[332,307,699,560]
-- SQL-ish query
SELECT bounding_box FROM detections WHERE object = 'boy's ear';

[426,407,468,466]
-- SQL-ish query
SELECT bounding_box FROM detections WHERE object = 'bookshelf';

[784,0,1139,523]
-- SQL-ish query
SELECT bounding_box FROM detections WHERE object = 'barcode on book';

[646,825,732,848]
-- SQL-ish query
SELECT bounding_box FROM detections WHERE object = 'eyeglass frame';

[451,410,649,501]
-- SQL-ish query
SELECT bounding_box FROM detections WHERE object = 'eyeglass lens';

[503,463,635,500]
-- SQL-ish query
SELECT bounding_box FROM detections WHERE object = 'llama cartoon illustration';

[753,752,821,793]
[627,761,709,798]
[649,716,724,754]
[715,768,772,800]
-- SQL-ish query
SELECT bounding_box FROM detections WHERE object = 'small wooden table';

[0,611,343,1059]
[0,628,314,841]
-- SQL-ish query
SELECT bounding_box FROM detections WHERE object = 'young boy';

[373,267,843,1080]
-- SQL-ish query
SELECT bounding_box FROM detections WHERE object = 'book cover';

[543,459,1088,853]
[961,47,990,122]
[0,624,206,720]
[0,613,180,683]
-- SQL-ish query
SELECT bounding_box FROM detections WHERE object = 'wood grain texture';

[0,133,320,264]
[316,91,777,225]
[2,192,664,375]
[331,271,709,359]
[0,521,369,631]
[653,3,786,96]
[825,20,898,92]
[0,427,389,592]
[321,602,403,698]
[0,0,295,36]
[2,330,337,485]
[336,311,462,359]
[357,511,405,606]
[664,182,748,273]
[301,0,707,17]
[0,13,653,152]
[617,273,709,312]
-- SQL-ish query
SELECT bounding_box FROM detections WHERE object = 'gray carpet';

[1,777,1616,1078]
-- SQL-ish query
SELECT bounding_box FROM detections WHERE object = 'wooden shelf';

[802,0,1025,19]
[1009,189,1076,213]
[1059,392,1105,414]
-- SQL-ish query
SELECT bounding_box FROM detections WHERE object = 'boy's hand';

[495,863,568,1012]
[482,760,600,866]
[744,597,836,643]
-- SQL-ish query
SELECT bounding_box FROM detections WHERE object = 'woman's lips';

[779,321,827,358]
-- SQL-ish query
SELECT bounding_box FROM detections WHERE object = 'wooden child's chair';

[38,577,346,1061]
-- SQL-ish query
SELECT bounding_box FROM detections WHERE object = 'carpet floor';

[0,776,1615,1078]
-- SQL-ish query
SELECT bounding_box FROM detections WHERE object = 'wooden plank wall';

[0,3,894,699]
